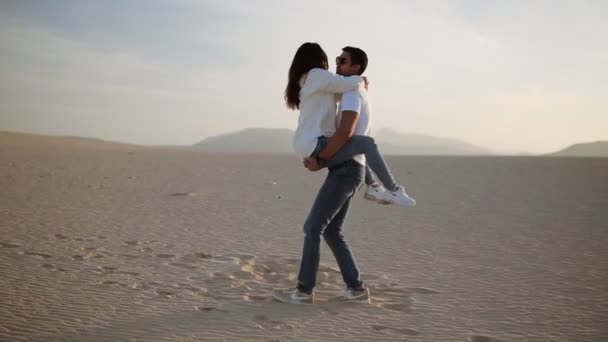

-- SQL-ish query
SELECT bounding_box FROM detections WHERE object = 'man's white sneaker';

[272,288,314,304]
[327,287,371,304]
[363,184,388,203]
[379,186,416,207]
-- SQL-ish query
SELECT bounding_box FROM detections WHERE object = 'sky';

[0,0,606,154]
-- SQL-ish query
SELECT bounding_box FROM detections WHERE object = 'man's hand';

[303,157,323,171]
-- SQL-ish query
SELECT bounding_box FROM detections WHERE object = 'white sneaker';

[379,186,416,207]
[363,184,387,203]
[272,288,314,304]
[327,287,371,304]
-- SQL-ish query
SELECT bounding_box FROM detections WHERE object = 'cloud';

[0,1,606,152]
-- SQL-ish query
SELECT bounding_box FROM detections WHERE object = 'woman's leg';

[364,164,377,186]
[324,135,398,191]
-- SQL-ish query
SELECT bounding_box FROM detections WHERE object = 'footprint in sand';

[252,314,295,331]
[225,255,298,287]
[363,283,439,313]
[370,325,420,336]
[242,293,269,303]
[167,252,214,270]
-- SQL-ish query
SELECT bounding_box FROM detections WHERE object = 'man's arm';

[317,110,359,162]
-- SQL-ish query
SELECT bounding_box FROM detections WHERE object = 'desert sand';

[1,131,607,341]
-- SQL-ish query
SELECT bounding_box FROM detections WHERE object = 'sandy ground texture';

[1,131,607,341]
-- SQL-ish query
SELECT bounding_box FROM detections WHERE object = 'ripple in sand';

[95,265,117,273]
[173,283,207,294]
[41,263,66,272]
[118,254,139,259]
[242,294,269,302]
[469,336,502,342]
[23,252,53,259]
[169,192,197,197]
[124,241,141,246]
[100,280,128,287]
[195,306,228,313]
[155,290,175,297]
[407,287,440,295]
[377,303,413,312]
[370,325,420,336]
[114,271,140,276]
[72,252,104,260]
[0,241,21,248]
[156,253,175,259]
[168,262,199,270]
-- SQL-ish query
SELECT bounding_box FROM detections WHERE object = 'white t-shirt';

[337,88,372,165]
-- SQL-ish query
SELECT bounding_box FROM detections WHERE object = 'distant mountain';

[194,128,493,155]
[549,141,608,157]
[373,128,491,155]
[194,128,294,154]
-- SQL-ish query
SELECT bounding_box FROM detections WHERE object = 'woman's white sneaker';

[363,184,387,203]
[379,186,416,207]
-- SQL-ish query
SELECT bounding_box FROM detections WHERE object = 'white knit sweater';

[292,68,363,159]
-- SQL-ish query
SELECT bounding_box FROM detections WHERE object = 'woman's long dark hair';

[285,42,328,110]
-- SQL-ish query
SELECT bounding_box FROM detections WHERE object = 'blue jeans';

[314,135,398,191]
[364,164,375,186]
[297,158,365,293]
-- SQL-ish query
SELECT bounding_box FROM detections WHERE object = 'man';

[275,46,372,304]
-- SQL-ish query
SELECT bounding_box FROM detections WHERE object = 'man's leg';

[297,160,363,293]
[322,195,364,289]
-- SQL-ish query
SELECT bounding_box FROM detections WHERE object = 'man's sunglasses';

[336,57,348,65]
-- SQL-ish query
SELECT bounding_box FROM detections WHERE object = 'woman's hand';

[362,76,369,91]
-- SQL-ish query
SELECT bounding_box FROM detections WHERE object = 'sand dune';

[1,132,607,341]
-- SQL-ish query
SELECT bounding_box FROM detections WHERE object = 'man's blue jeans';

[297,158,365,293]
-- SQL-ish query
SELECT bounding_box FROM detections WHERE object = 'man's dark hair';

[342,46,368,75]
